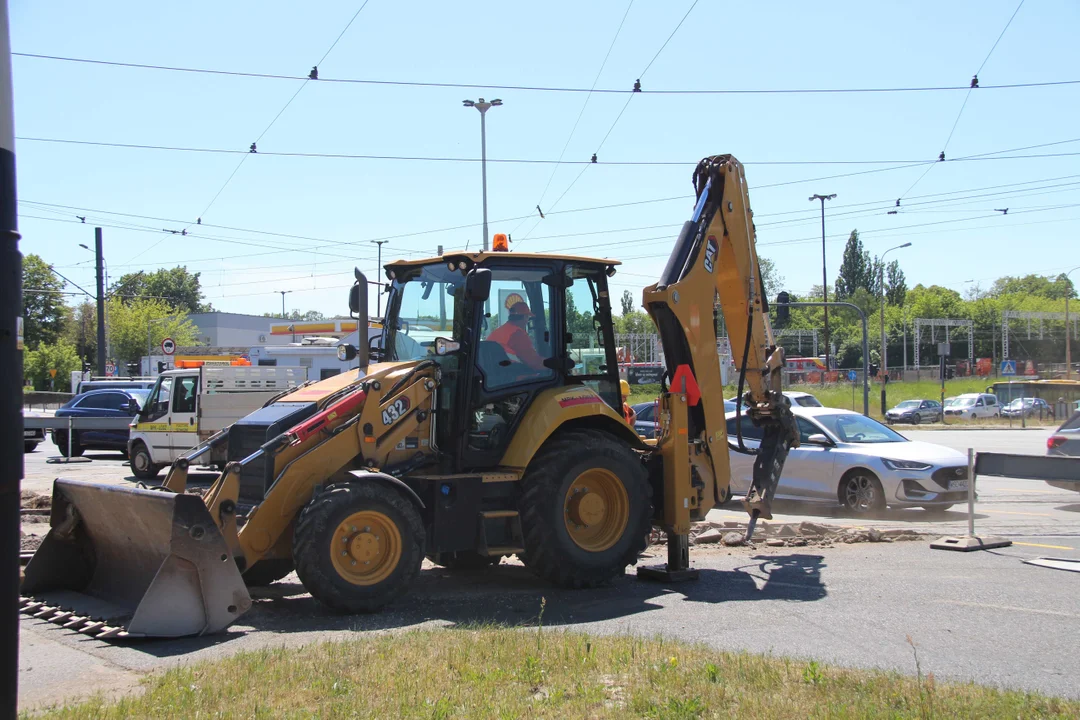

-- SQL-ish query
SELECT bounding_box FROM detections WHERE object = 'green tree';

[24,340,81,391]
[106,297,199,365]
[62,300,98,366]
[885,259,907,305]
[21,254,70,349]
[990,273,1075,300]
[759,256,784,299]
[620,290,635,316]
[613,310,655,335]
[261,309,327,321]
[834,230,874,300]
[110,266,211,312]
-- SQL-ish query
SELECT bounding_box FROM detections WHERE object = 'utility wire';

[899,0,1027,200]
[15,51,1079,95]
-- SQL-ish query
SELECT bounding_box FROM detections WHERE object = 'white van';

[128,364,306,479]
[943,392,999,420]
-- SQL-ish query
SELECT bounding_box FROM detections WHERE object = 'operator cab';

[379,250,623,471]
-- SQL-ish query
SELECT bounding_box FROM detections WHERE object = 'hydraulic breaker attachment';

[21,478,250,638]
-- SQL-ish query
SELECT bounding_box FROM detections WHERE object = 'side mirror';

[806,433,832,446]
[465,267,492,302]
[348,268,370,368]
[434,337,461,356]
[337,344,358,362]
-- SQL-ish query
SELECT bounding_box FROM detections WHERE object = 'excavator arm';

[641,155,798,576]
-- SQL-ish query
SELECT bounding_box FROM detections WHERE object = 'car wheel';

[24,442,38,453]
[54,430,84,457]
[839,471,886,514]
[911,414,921,425]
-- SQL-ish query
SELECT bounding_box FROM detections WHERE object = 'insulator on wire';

[591,153,597,163]
[633,79,641,92]
[970,74,979,88]
[938,151,945,161]
[309,66,319,80]
[536,205,545,219]
[249,142,258,153]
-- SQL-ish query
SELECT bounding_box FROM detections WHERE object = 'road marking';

[981,510,1053,517]
[940,600,1080,619]
[1013,542,1074,550]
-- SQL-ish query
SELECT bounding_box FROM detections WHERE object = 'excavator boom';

[642,155,798,572]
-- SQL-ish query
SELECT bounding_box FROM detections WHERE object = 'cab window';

[172,376,198,414]
[476,268,555,391]
[143,377,173,422]
[564,265,619,409]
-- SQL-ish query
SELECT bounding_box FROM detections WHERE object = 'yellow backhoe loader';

[21,155,798,638]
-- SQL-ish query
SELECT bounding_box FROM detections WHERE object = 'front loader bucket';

[21,478,251,638]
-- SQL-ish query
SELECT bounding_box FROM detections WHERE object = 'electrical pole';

[879,243,911,379]
[371,240,388,317]
[463,98,502,252]
[94,227,106,376]
[809,193,836,380]
[1067,267,1079,380]
[1,0,22,712]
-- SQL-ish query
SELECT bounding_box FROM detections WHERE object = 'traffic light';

[869,363,879,378]
[776,292,790,325]
[945,366,955,380]
[157,361,168,373]
[82,361,91,373]
[125,362,139,377]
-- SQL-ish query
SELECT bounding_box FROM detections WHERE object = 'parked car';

[942,393,999,420]
[784,391,823,408]
[1046,411,1080,493]
[23,410,46,452]
[1001,397,1051,419]
[884,399,942,425]
[631,401,659,439]
[52,388,150,457]
[74,378,156,394]
[727,407,969,513]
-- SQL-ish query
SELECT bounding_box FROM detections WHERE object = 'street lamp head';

[899,242,912,248]
[79,243,89,250]
[491,99,503,106]
[462,100,475,107]
[809,193,837,202]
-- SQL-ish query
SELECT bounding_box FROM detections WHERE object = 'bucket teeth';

[20,596,133,641]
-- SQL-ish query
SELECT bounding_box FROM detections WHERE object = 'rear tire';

[518,428,651,589]
[130,442,162,480]
[54,431,84,457]
[427,551,501,570]
[293,482,424,613]
[243,558,295,587]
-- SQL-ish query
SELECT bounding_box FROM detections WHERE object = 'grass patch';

[35,627,1078,719]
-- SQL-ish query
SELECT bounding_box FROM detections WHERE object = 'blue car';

[52,388,151,457]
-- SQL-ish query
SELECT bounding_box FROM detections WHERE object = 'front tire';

[518,429,651,589]
[911,414,921,425]
[24,442,38,453]
[293,482,424,613]
[839,471,886,514]
[130,441,162,480]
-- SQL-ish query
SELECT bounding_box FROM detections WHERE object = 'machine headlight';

[881,458,933,471]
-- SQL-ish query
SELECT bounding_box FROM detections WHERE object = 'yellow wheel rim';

[563,468,629,552]
[330,511,402,586]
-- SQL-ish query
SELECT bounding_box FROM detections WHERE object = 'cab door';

[167,372,200,459]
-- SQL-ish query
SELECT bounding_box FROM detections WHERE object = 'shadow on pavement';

[1057,503,1080,514]
[104,553,829,659]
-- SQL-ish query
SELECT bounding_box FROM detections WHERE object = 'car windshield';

[955,397,977,406]
[895,400,920,409]
[127,389,151,408]
[1006,398,1033,409]
[793,395,822,407]
[944,398,959,407]
[814,413,906,443]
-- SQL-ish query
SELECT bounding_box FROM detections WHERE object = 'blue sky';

[10,0,1080,316]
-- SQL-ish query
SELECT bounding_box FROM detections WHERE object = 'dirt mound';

[20,490,51,510]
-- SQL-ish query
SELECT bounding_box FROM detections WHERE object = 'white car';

[784,391,823,408]
[727,407,969,513]
[942,393,1000,420]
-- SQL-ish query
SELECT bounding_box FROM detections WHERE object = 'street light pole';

[809,193,836,379]
[463,98,502,252]
[1067,266,1080,380]
[371,240,388,317]
[275,290,292,319]
[879,242,912,375]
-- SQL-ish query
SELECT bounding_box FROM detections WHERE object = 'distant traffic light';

[157,361,168,373]
[869,363,879,378]
[776,292,790,325]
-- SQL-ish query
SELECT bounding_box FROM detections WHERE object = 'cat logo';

[703,235,719,273]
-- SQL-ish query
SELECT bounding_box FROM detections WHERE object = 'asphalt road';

[18,427,1080,711]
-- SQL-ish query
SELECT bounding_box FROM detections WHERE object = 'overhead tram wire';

[520,0,702,244]
[165,0,374,250]
[519,0,636,239]
[898,0,1027,201]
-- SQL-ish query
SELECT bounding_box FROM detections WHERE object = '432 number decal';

[381,397,411,426]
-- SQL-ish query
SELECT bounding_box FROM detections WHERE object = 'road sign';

[1001,360,1017,376]
[105,363,116,376]
[48,369,57,378]
[848,370,857,382]
[161,337,176,355]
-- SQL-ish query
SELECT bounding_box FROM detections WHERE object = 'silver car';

[1046,411,1080,492]
[727,407,969,513]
